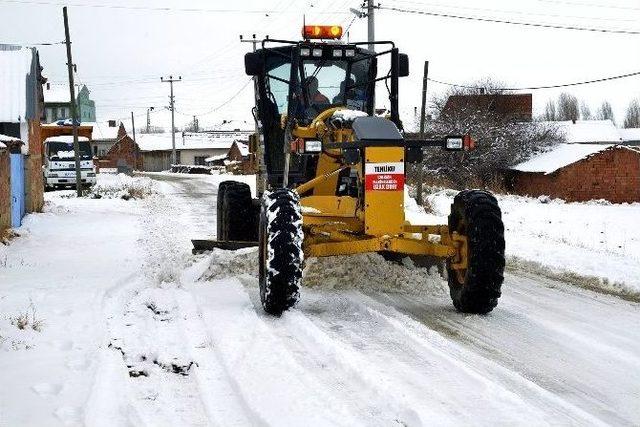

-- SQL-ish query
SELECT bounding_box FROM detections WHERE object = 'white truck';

[43,136,96,190]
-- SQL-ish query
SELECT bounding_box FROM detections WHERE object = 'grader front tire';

[447,190,505,314]
[259,189,304,315]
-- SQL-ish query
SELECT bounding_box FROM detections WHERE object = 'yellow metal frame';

[288,107,468,270]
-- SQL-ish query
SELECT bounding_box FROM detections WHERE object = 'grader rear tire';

[447,190,505,314]
[259,188,303,315]
[217,181,257,241]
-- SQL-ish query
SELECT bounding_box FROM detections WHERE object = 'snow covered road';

[1,173,639,426]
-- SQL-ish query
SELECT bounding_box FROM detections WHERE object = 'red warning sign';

[365,162,405,191]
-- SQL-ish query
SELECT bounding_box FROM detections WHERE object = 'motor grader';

[195,25,505,315]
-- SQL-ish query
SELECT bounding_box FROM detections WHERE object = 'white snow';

[542,119,623,144]
[0,133,22,143]
[1,173,639,426]
[420,188,640,296]
[45,135,90,143]
[619,127,640,143]
[0,46,33,122]
[136,132,235,152]
[0,142,5,149]
[332,109,368,121]
[43,84,72,104]
[511,143,613,174]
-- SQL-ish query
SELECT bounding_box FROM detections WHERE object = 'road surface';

[1,173,638,426]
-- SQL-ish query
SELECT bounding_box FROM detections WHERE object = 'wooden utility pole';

[131,111,137,171]
[161,75,181,165]
[146,106,154,133]
[367,0,375,52]
[131,111,136,143]
[63,6,82,197]
[416,60,429,206]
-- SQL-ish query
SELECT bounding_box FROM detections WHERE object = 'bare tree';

[542,99,557,121]
[623,99,640,128]
[138,125,165,134]
[595,101,615,123]
[580,101,592,120]
[415,78,561,188]
[557,93,579,121]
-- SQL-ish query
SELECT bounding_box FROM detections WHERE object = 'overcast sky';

[3,0,640,130]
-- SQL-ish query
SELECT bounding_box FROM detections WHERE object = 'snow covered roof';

[0,142,5,149]
[0,133,22,143]
[43,85,71,103]
[205,153,228,162]
[619,128,640,143]
[234,141,250,156]
[0,45,36,122]
[136,132,235,152]
[83,121,120,140]
[44,135,90,143]
[542,120,623,144]
[212,120,253,132]
[512,143,614,174]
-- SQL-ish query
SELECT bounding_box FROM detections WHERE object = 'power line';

[537,0,640,12]
[378,5,640,35]
[0,40,64,46]
[177,78,253,117]
[0,0,350,14]
[427,70,640,91]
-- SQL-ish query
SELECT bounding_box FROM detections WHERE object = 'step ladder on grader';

[193,25,505,315]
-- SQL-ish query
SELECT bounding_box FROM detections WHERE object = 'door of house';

[9,153,25,228]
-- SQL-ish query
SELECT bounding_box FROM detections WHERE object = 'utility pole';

[146,106,154,133]
[130,111,136,143]
[63,6,82,197]
[416,60,429,206]
[161,75,181,165]
[240,33,267,194]
[367,0,375,52]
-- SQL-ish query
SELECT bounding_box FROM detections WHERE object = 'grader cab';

[198,25,505,315]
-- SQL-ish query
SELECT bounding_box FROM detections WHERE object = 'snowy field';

[1,173,639,426]
[413,189,640,298]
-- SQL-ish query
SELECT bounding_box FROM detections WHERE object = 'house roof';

[44,135,90,143]
[511,143,615,174]
[43,84,72,103]
[83,121,120,140]
[0,133,22,143]
[619,128,640,143]
[136,132,236,152]
[234,141,250,156]
[542,120,623,144]
[0,45,37,122]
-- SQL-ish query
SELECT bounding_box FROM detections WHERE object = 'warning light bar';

[302,25,343,40]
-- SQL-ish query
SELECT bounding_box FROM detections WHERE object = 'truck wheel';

[447,190,505,314]
[217,181,257,241]
[259,188,303,315]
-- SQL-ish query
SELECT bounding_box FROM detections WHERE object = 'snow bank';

[413,188,640,298]
[87,173,157,199]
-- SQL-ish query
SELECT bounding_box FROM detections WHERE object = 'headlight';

[445,136,463,150]
[344,49,356,57]
[300,47,311,56]
[305,140,322,153]
[332,49,343,57]
[312,48,323,57]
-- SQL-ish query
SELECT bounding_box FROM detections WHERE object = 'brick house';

[100,124,142,172]
[507,144,640,203]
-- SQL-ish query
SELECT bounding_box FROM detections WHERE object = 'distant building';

[136,131,238,172]
[43,83,96,123]
[619,128,640,146]
[507,144,640,203]
[442,94,533,122]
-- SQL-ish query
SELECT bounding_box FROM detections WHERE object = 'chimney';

[572,119,576,124]
[108,120,116,127]
[46,82,50,90]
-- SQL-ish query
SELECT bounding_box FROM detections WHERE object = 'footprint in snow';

[54,406,83,426]
[66,356,90,371]
[32,382,62,397]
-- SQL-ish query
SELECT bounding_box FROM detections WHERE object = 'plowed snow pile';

[199,248,448,296]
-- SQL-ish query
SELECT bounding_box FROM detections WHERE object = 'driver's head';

[306,76,319,93]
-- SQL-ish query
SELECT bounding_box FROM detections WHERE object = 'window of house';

[194,156,207,166]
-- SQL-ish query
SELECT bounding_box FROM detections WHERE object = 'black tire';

[259,188,303,315]
[447,190,505,314]
[217,181,258,241]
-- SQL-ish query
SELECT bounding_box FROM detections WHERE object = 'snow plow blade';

[191,239,258,254]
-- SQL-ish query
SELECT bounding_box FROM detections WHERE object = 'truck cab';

[43,136,96,190]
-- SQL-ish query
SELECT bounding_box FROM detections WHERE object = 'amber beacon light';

[302,25,343,39]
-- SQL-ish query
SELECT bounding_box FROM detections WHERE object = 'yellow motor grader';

[195,25,505,315]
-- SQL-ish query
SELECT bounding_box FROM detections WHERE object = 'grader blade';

[191,239,258,255]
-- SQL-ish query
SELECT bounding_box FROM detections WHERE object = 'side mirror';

[398,53,409,77]
[244,52,262,76]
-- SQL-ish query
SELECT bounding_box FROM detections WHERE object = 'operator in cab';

[305,76,329,105]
